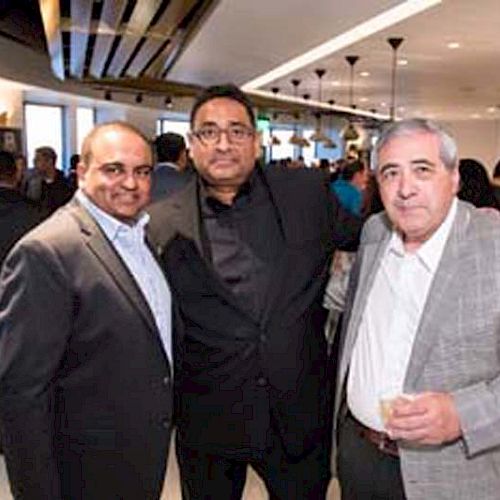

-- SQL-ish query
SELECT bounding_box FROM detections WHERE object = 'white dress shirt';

[347,198,457,431]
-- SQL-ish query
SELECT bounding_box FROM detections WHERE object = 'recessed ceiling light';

[360,71,370,77]
[447,41,460,49]
[242,0,442,90]
[360,97,369,102]
[397,59,408,66]
[471,113,481,119]
[398,106,406,112]
[487,106,497,113]
[380,102,387,108]
[331,80,341,87]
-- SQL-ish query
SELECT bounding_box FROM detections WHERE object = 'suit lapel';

[404,203,470,389]
[68,200,158,334]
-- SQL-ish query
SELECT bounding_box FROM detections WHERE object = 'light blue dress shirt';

[76,190,172,365]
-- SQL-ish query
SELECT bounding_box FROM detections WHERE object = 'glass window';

[76,107,95,155]
[25,103,64,170]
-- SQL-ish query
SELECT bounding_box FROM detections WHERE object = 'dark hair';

[70,154,80,171]
[493,159,500,179]
[341,160,365,181]
[190,84,256,128]
[154,132,186,163]
[0,150,17,182]
[458,158,498,209]
[35,146,57,163]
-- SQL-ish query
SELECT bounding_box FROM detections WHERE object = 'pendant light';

[342,55,360,142]
[387,37,405,121]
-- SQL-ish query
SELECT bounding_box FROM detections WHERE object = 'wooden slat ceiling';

[38,0,217,83]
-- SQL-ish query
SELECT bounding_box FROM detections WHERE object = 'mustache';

[209,155,239,163]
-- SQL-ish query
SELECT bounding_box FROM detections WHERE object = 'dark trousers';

[176,427,330,500]
[337,414,406,500]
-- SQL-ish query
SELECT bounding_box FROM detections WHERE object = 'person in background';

[457,158,499,209]
[151,132,191,201]
[333,118,500,500]
[148,83,361,500]
[23,146,72,218]
[67,153,80,194]
[331,159,369,216]
[0,122,173,499]
[13,153,27,188]
[0,151,41,264]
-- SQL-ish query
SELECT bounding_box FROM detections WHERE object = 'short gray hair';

[374,118,458,171]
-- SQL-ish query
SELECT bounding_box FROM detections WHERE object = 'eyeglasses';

[191,124,255,145]
[99,163,153,180]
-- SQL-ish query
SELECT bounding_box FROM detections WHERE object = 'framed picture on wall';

[0,127,23,155]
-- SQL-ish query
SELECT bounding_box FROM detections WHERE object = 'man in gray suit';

[333,118,500,499]
[0,122,173,499]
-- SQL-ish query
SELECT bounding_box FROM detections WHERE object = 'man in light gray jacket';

[333,118,500,499]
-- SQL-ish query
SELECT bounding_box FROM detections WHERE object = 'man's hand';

[385,392,462,445]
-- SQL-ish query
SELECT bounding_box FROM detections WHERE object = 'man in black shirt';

[148,84,361,499]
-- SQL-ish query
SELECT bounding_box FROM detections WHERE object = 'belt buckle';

[378,436,388,453]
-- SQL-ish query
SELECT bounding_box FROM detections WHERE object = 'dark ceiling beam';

[81,76,203,98]
[69,0,92,78]
[38,0,64,79]
[106,0,163,78]
[89,0,128,78]
[126,0,197,77]
[147,0,219,79]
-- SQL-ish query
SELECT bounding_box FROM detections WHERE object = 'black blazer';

[148,166,360,458]
[0,187,41,264]
[0,199,172,500]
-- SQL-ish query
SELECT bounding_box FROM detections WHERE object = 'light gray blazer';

[333,200,500,500]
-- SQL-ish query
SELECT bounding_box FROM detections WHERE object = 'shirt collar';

[76,189,149,241]
[387,197,457,273]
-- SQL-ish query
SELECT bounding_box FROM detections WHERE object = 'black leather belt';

[348,412,399,458]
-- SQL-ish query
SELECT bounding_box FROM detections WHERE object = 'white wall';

[443,119,500,172]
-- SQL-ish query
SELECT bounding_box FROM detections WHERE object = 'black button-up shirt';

[199,168,284,322]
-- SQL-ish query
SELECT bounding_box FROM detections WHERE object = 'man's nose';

[215,130,231,150]
[122,172,138,189]
[397,171,415,198]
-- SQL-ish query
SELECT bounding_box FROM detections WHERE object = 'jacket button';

[162,417,170,429]
[259,334,266,343]
[163,375,170,386]
[257,377,268,387]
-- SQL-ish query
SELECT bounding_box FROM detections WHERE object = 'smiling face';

[377,131,459,252]
[188,97,261,190]
[77,126,153,223]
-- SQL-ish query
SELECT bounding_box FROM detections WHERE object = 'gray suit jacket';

[0,198,172,499]
[333,200,500,500]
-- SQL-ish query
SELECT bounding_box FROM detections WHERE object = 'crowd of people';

[0,84,500,500]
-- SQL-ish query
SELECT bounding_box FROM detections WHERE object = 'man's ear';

[253,131,262,159]
[452,164,460,195]
[76,162,87,187]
